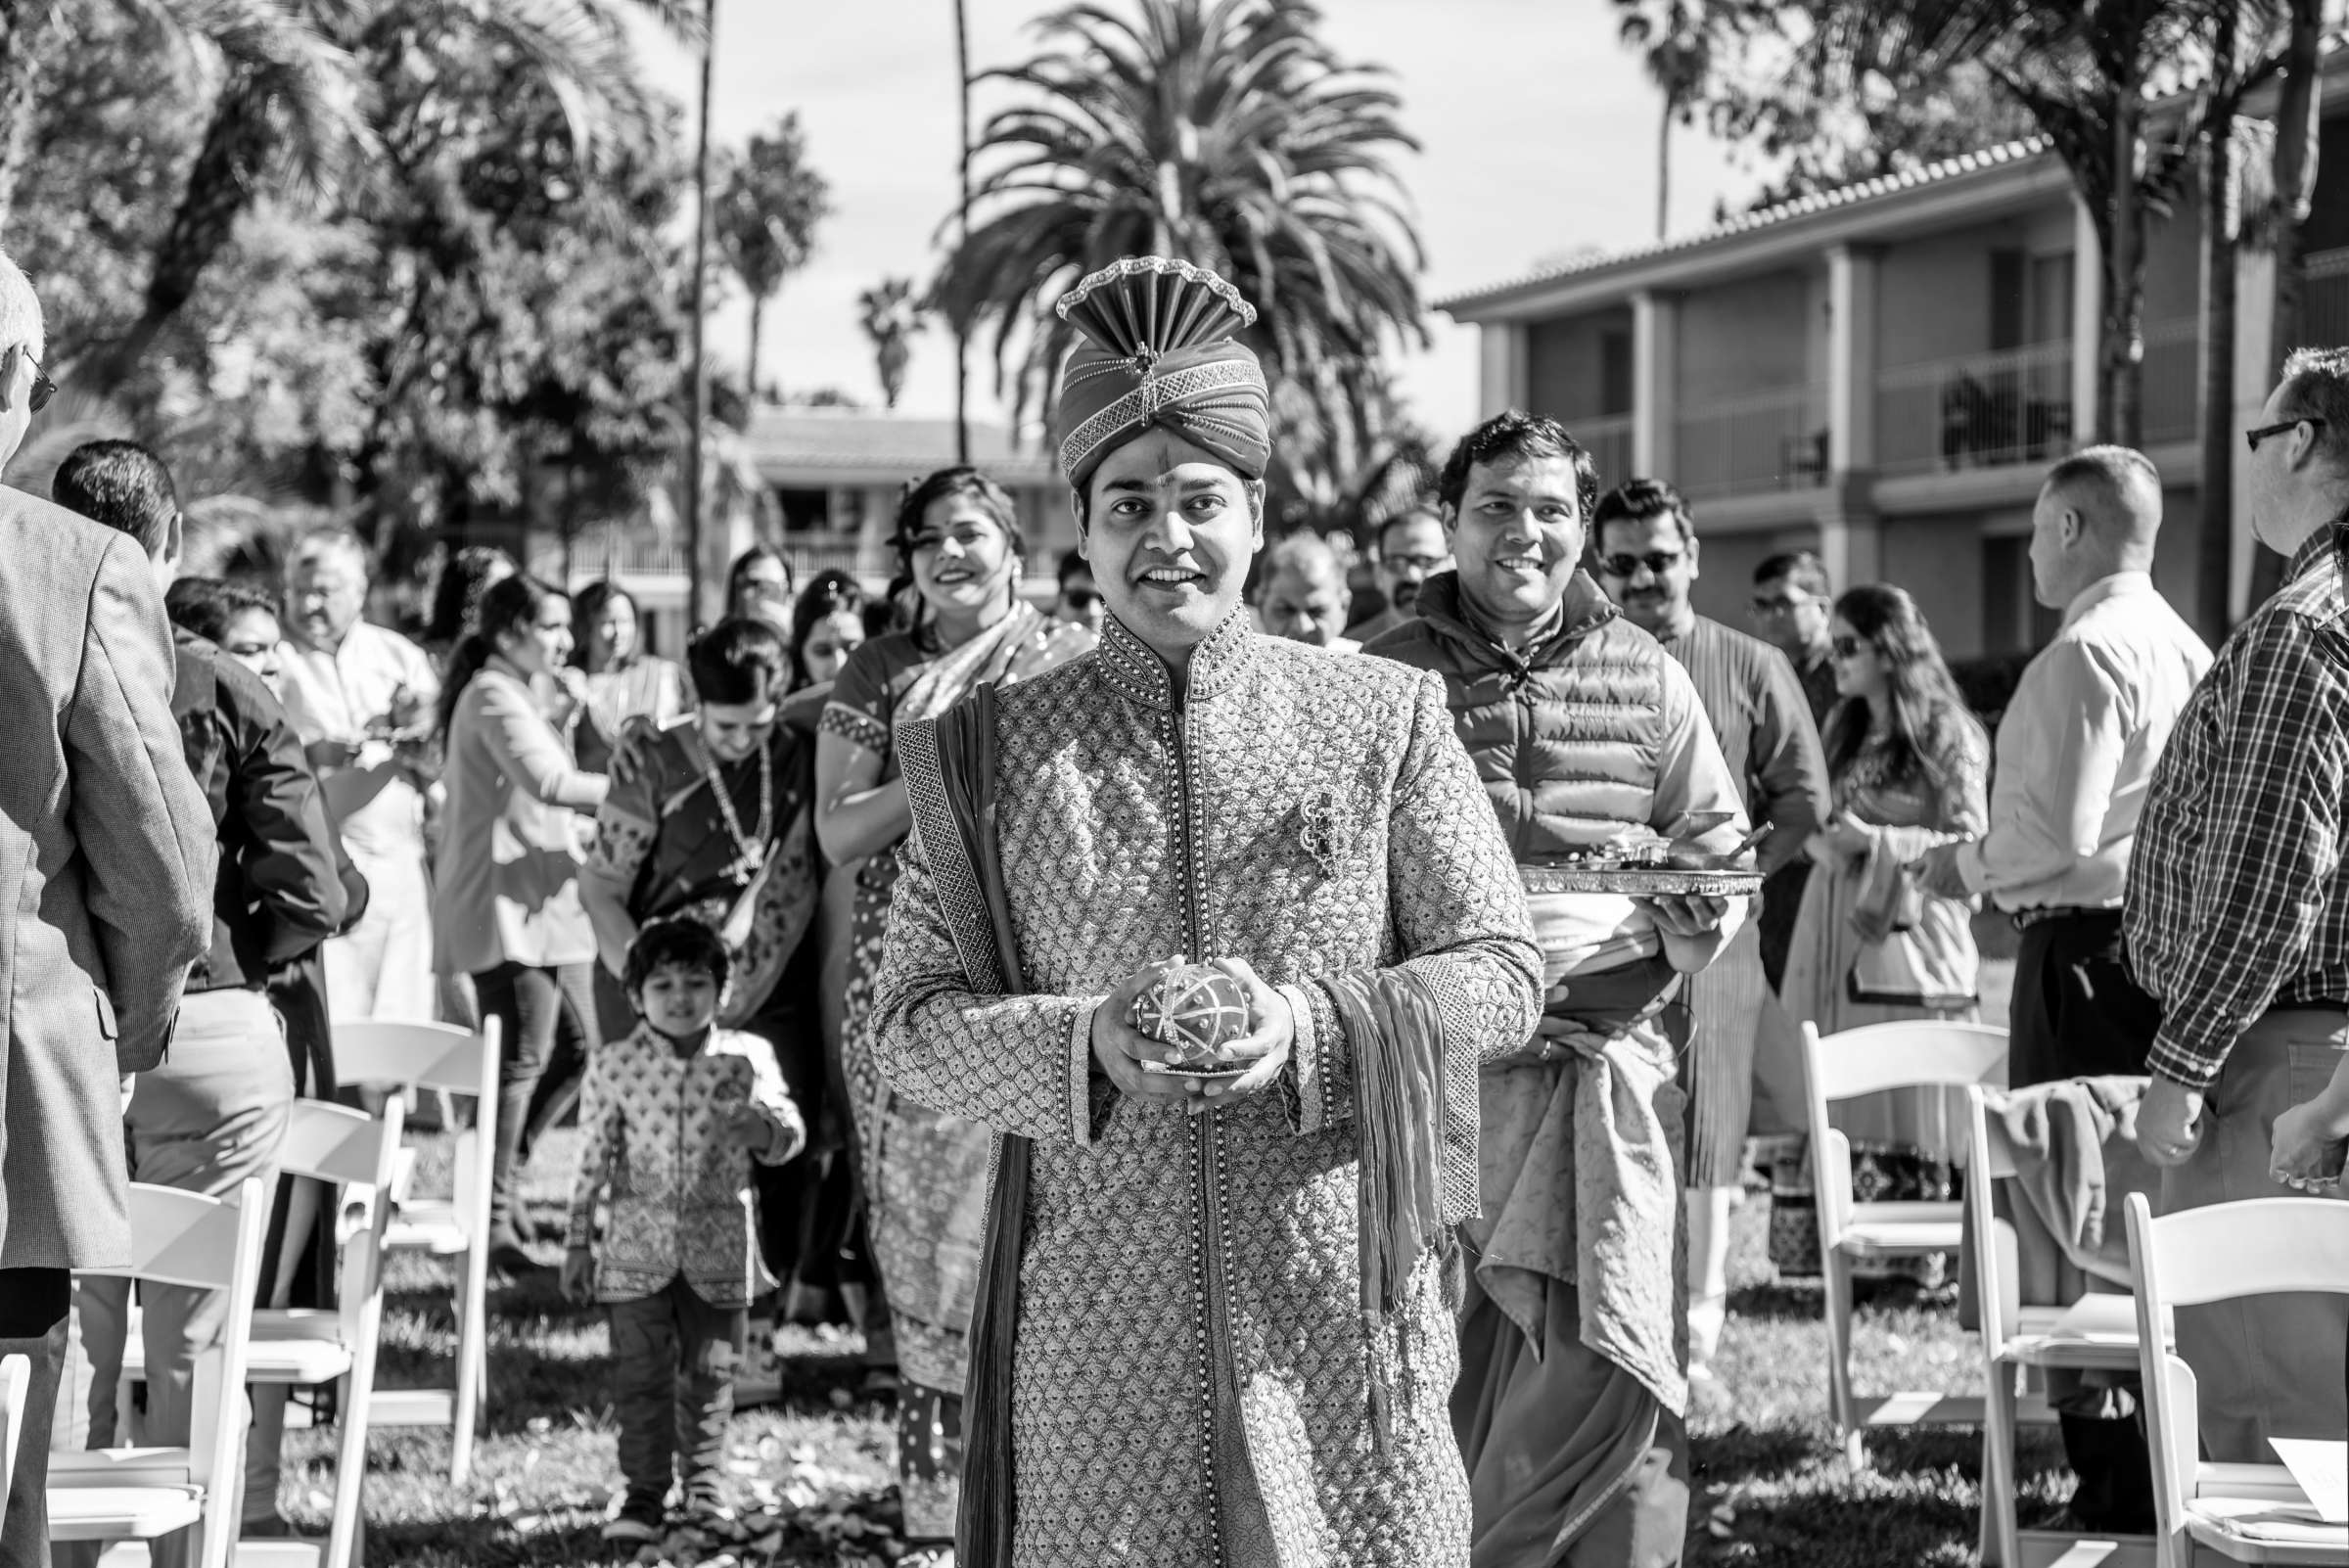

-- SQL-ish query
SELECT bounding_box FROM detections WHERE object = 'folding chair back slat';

[331,1019,497,1098]
[0,1354,25,1523]
[277,1099,399,1190]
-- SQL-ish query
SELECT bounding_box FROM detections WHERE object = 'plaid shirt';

[2125,527,2349,1088]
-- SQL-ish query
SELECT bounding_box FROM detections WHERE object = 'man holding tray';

[1592,477,1828,1403]
[870,257,1543,1567]
[1368,411,1751,1568]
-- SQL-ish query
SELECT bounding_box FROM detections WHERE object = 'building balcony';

[1565,412,1635,489]
[1672,385,1827,501]
[1878,340,2075,476]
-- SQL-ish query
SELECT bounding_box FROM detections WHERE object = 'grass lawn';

[275,938,2049,1565]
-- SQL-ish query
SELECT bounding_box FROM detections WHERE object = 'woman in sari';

[1774,584,1989,1284]
[814,466,1091,1558]
[578,617,824,1390]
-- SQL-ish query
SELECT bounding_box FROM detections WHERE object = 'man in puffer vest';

[1368,410,1749,1568]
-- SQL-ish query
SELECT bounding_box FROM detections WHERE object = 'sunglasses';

[23,350,53,415]
[1062,586,1100,611]
[1596,550,1685,578]
[2245,415,2326,453]
[1829,634,1869,660]
[1749,593,1813,617]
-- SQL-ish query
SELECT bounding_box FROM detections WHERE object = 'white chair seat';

[2195,1464,2322,1506]
[2184,1497,2346,1561]
[49,1448,194,1486]
[384,1202,468,1256]
[2002,1294,2160,1371]
[46,1485,205,1540]
[1841,1212,1962,1256]
[244,1311,354,1386]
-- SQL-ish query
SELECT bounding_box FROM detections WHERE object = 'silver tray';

[1518,864,1765,897]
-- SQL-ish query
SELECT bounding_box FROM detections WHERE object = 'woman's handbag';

[1845,839,1975,1009]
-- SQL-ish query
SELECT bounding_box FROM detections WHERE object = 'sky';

[632,0,1767,448]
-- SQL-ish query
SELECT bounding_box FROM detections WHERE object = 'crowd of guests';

[4,232,2348,1568]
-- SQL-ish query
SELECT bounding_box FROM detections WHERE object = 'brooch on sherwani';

[1297,785,1349,877]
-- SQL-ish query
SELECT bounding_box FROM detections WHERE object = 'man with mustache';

[1591,478,1827,1404]
[1349,504,1450,643]
[1367,414,1750,1568]
[871,255,1540,1566]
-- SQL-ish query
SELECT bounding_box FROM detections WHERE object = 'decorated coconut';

[1128,962,1255,1073]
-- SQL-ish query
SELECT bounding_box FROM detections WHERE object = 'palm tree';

[857,276,925,409]
[714,112,831,402]
[1616,1,1713,242]
[934,0,1426,463]
[68,0,702,393]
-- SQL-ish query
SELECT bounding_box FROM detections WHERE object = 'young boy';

[563,918,806,1545]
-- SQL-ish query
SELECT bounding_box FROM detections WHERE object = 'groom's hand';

[1191,956,1295,1108]
[1090,957,1199,1104]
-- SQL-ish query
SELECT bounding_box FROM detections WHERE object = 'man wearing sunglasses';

[1050,547,1105,636]
[1348,505,1451,644]
[0,254,215,1568]
[2126,347,2349,1466]
[1592,478,1828,1404]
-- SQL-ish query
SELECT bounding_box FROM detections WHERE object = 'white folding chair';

[2125,1192,2349,1567]
[49,1178,268,1568]
[1,1353,25,1524]
[1802,1018,2008,1468]
[330,1017,499,1486]
[1967,1085,2167,1568]
[115,1097,403,1568]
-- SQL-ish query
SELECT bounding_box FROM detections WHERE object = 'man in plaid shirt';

[2124,346,2349,1463]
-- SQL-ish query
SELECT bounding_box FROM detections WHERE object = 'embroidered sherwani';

[871,614,1542,1567]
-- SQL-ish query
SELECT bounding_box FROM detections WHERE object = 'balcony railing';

[1558,412,1635,488]
[1879,341,2073,476]
[1671,385,1827,500]
[2306,247,2349,352]
[530,533,876,587]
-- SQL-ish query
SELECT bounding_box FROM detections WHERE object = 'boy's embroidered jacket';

[567,1023,806,1306]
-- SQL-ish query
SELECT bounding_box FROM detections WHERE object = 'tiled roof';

[1435,136,2054,313]
[741,408,1057,475]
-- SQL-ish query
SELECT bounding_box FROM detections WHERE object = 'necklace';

[694,732,772,885]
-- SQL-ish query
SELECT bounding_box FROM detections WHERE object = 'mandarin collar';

[1097,608,1257,710]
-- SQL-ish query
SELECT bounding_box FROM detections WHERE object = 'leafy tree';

[1616,0,1715,239]
[857,276,924,409]
[934,0,1427,478]
[714,112,830,402]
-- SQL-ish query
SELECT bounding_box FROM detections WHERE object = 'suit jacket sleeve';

[67,535,215,1070]
[1284,672,1545,1133]
[221,664,348,965]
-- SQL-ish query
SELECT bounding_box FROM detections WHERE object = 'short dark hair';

[622,916,730,997]
[569,578,633,669]
[726,544,793,617]
[1754,548,1832,600]
[1374,505,1442,557]
[1436,410,1598,521]
[53,439,179,557]
[165,576,278,643]
[1590,478,1694,543]
[688,615,790,706]
[1055,547,1092,588]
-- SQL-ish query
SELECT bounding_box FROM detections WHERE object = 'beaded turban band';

[1051,256,1272,492]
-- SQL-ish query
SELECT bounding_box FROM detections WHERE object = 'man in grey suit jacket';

[0,254,215,1568]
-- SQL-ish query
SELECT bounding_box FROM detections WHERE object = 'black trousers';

[2008,910,2162,1086]
[0,1269,69,1568]
[609,1278,746,1519]
[473,960,599,1237]
[2011,907,2162,1533]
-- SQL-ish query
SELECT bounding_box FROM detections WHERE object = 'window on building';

[773,486,829,533]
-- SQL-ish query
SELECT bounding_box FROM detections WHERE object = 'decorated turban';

[1051,255,1272,493]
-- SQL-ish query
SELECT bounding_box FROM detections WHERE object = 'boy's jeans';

[609,1277,747,1517]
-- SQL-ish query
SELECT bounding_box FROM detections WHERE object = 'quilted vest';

[1366,572,1668,857]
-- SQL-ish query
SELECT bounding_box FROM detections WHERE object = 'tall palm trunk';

[952,0,971,460]
[83,68,273,392]
[2099,71,2146,446]
[746,293,764,402]
[1655,95,1671,242]
[0,1,61,234]
[2245,0,2324,612]
[2194,6,2237,643]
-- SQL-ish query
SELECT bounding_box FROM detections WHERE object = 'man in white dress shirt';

[275,527,442,1022]
[1915,445,2210,1533]
[1916,446,2210,1084]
